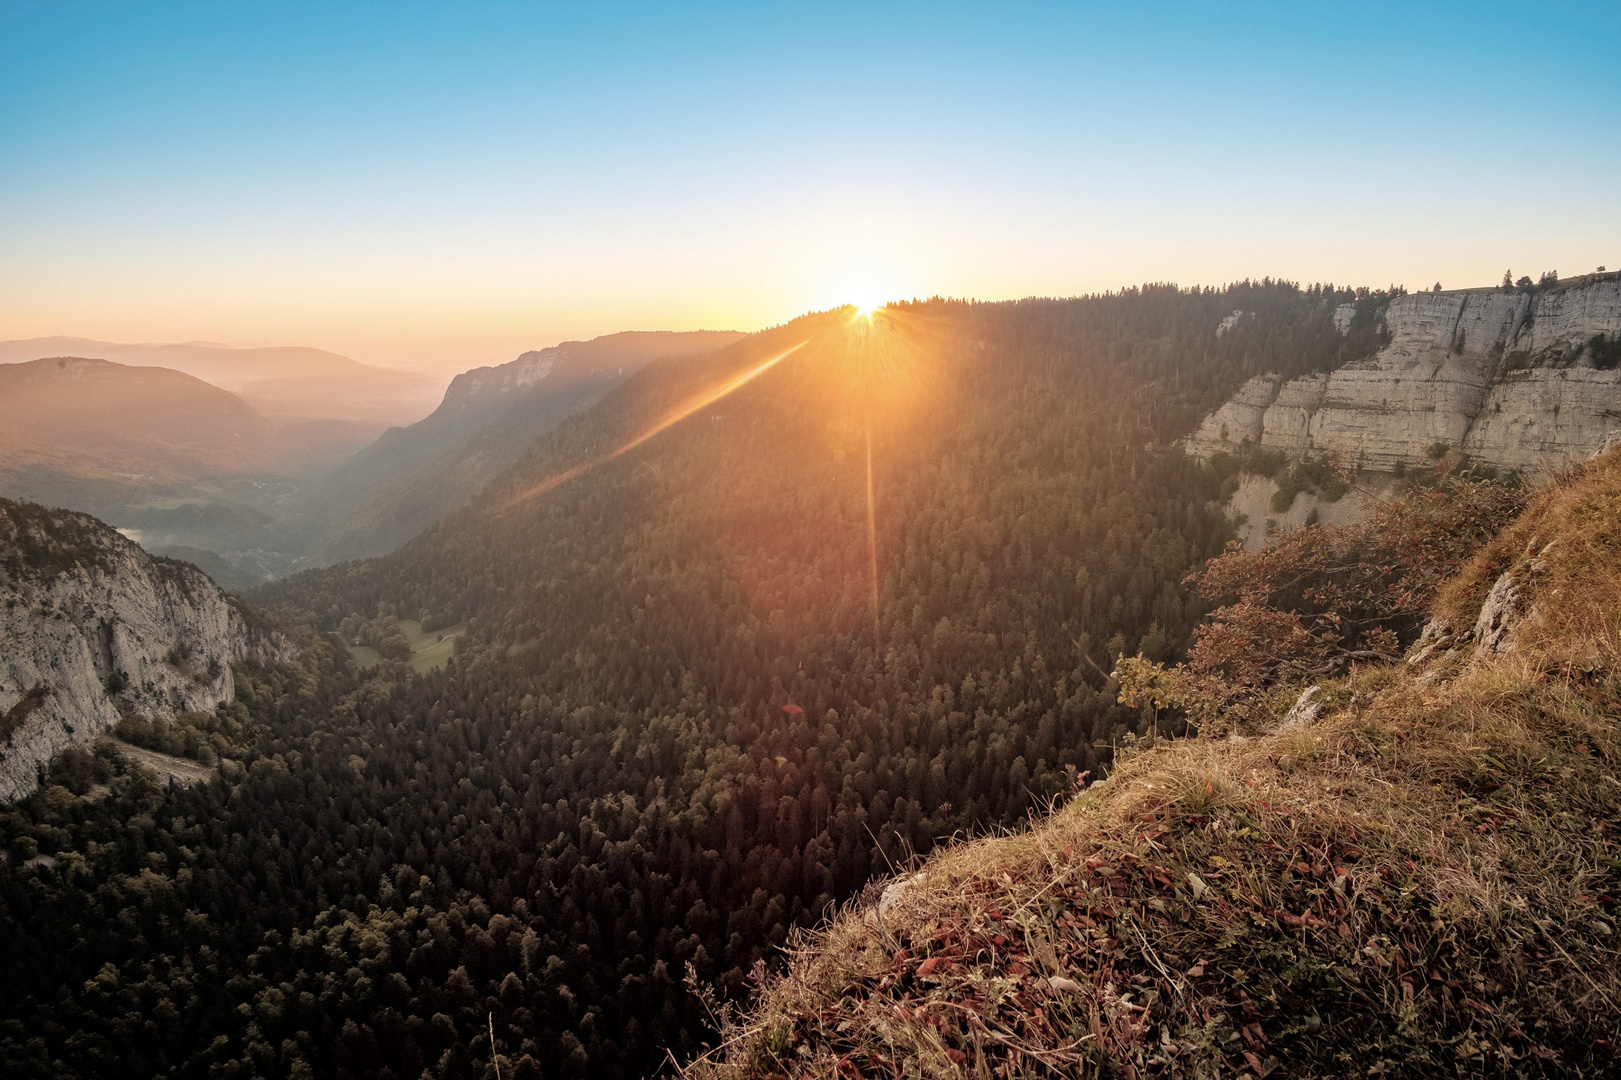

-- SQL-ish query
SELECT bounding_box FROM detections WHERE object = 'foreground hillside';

[689,450,1621,1078]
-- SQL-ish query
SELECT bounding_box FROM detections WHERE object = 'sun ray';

[865,408,881,651]
[496,339,809,512]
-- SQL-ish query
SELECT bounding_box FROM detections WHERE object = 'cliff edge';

[0,499,283,801]
[1185,275,1621,478]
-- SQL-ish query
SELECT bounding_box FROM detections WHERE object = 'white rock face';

[1186,277,1621,477]
[1279,685,1322,729]
[1187,374,1281,450]
[438,348,564,412]
[0,501,280,801]
[1216,309,1248,338]
[1471,570,1525,656]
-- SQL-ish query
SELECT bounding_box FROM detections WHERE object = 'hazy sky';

[2,1,1617,372]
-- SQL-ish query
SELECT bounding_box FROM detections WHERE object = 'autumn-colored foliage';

[1193,476,1525,654]
[1118,477,1524,733]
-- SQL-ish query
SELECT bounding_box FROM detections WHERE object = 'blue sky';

[1,1,1617,370]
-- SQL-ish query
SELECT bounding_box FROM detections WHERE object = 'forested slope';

[297,330,743,564]
[3,281,1393,1078]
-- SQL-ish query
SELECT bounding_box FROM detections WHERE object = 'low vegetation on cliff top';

[688,450,1621,1079]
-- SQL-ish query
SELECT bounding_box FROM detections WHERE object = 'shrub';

[1208,451,1241,479]
[1269,476,1302,513]
[1246,447,1288,478]
[1588,333,1620,371]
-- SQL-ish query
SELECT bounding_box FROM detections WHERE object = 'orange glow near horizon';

[495,339,810,512]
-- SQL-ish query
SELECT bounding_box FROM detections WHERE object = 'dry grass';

[685,452,1621,1079]
[1435,449,1621,666]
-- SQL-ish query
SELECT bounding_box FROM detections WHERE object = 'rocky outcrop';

[1216,309,1249,338]
[1279,685,1322,728]
[0,499,282,801]
[1407,538,1557,669]
[435,330,745,417]
[1471,569,1527,656]
[437,348,563,414]
[1186,276,1621,477]
[1188,373,1282,450]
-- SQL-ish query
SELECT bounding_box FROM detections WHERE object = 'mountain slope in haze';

[0,337,443,427]
[298,329,743,562]
[0,358,381,587]
[693,447,1621,1080]
[0,357,375,481]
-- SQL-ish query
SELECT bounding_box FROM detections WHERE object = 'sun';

[850,296,884,321]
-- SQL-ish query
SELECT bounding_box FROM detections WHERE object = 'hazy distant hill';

[0,337,443,427]
[0,357,383,585]
[298,329,743,562]
[0,357,375,481]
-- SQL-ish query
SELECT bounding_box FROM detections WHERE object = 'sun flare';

[850,298,883,321]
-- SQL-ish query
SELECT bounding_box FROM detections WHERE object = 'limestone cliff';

[0,499,282,801]
[1186,275,1621,476]
[436,329,745,417]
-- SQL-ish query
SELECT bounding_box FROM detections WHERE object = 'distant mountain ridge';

[0,330,745,583]
[0,336,443,427]
[0,357,376,482]
[437,330,746,414]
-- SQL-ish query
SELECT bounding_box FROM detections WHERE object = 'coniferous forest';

[1,283,1399,1078]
